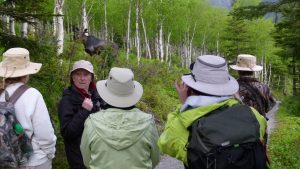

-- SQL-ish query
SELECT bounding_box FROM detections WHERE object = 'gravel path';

[155,102,280,169]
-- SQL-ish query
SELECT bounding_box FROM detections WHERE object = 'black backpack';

[186,104,269,169]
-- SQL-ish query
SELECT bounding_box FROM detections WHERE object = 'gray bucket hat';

[96,67,143,108]
[182,55,239,96]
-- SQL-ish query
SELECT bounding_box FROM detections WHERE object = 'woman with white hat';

[0,47,56,169]
[58,60,106,169]
[80,67,160,169]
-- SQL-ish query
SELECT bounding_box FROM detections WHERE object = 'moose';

[76,28,119,56]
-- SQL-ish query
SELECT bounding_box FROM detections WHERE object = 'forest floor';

[154,102,280,169]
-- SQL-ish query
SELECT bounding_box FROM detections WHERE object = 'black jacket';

[58,86,105,169]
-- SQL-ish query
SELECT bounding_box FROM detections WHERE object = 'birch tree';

[54,0,64,55]
[21,22,28,38]
[136,0,141,64]
[8,2,15,35]
[126,0,132,62]
[104,0,108,40]
[141,13,151,59]
[81,1,88,30]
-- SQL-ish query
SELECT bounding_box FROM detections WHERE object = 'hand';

[175,80,189,104]
[82,98,93,111]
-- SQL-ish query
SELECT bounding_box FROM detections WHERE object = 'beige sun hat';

[0,47,42,78]
[182,55,239,96]
[230,54,263,72]
[96,67,143,108]
[71,60,94,74]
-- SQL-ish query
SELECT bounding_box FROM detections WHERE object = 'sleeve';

[32,93,57,159]
[157,108,189,165]
[58,95,91,140]
[149,121,160,168]
[80,118,92,168]
[250,107,267,141]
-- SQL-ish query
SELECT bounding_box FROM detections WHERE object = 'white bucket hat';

[182,55,239,96]
[0,47,42,78]
[71,60,94,74]
[230,54,263,72]
[96,67,143,108]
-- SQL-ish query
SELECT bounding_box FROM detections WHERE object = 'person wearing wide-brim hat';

[229,54,276,117]
[0,47,56,169]
[58,60,106,169]
[80,67,160,169]
[157,55,268,167]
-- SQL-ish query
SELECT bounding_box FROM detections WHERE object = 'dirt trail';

[155,102,280,169]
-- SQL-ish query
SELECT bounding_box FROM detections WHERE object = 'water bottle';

[14,123,24,135]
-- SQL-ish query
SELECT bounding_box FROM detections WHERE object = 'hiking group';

[0,47,275,169]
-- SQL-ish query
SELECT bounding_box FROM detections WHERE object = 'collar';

[180,95,233,112]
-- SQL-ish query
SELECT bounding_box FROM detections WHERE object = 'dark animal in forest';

[76,29,119,56]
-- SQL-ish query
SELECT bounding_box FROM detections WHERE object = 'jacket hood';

[88,108,153,150]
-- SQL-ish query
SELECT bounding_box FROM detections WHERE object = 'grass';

[268,95,300,169]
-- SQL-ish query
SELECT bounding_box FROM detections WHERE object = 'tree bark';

[21,22,28,38]
[136,0,141,65]
[141,11,151,59]
[166,32,171,62]
[104,0,108,40]
[55,0,64,55]
[159,22,164,62]
[126,0,132,62]
[81,1,88,30]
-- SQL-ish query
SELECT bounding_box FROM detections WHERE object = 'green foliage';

[268,95,300,169]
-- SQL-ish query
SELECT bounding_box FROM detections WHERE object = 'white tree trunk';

[53,0,57,37]
[9,16,15,35]
[104,0,108,40]
[155,34,159,60]
[268,64,272,86]
[1,15,9,30]
[55,0,64,55]
[21,22,28,38]
[201,34,206,56]
[141,12,151,59]
[159,22,164,62]
[8,2,15,35]
[188,24,196,67]
[136,0,141,64]
[166,32,171,63]
[126,0,132,62]
[81,1,88,30]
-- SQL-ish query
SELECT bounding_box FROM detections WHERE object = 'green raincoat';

[80,108,160,169]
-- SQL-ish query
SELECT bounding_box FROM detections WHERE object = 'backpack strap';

[8,85,30,104]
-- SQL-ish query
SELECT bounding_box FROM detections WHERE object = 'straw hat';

[71,60,94,74]
[0,48,42,78]
[230,54,263,72]
[96,67,143,108]
[182,55,239,96]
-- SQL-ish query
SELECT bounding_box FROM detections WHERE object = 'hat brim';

[0,62,42,78]
[96,80,143,108]
[230,65,263,72]
[182,74,239,96]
